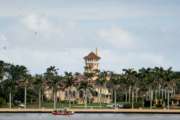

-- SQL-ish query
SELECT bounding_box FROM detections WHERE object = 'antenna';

[95,48,98,55]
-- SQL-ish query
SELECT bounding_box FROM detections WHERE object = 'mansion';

[44,49,112,104]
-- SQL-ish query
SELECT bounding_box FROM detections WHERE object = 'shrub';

[134,102,143,108]
[123,103,131,108]
[156,103,163,108]
[0,97,6,107]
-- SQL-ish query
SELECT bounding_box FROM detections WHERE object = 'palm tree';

[64,72,73,108]
[141,68,157,109]
[24,74,31,109]
[96,71,107,107]
[44,66,60,110]
[84,72,94,82]
[123,69,138,109]
[107,72,120,109]
[78,80,93,108]
[5,76,13,108]
[33,74,44,108]
[21,67,29,109]
[138,68,150,107]
[14,65,29,109]
[163,67,175,109]
[153,67,164,100]
[4,64,17,109]
[0,61,4,82]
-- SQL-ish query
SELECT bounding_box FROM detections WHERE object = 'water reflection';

[0,113,180,120]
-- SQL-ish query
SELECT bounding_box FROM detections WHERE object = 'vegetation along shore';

[0,59,180,111]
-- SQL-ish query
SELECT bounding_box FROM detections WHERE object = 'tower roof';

[84,52,101,60]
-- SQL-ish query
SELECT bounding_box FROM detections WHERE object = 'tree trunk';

[128,86,131,103]
[84,89,87,108]
[53,90,56,110]
[125,91,128,102]
[41,91,44,106]
[158,84,161,99]
[165,89,167,100]
[114,90,117,109]
[132,90,134,109]
[172,88,175,97]
[100,88,102,108]
[98,90,100,107]
[68,88,71,108]
[9,91,12,109]
[167,90,170,109]
[155,90,157,100]
[38,88,41,108]
[135,88,138,102]
[24,86,27,109]
[142,95,145,108]
[150,90,153,109]
[111,89,113,103]
[174,88,176,96]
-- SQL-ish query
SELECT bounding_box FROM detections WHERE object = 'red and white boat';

[52,109,74,116]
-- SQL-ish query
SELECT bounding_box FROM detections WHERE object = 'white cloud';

[0,2,178,20]
[99,49,168,72]
[21,14,64,39]
[13,14,98,52]
[97,27,136,49]
[0,47,91,74]
[0,33,8,50]
[0,1,179,73]
[21,14,51,31]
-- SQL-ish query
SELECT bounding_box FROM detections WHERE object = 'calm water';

[0,113,180,120]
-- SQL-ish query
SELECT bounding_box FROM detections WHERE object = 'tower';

[83,48,100,80]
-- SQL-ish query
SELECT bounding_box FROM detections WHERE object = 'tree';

[33,74,44,108]
[96,71,107,107]
[64,72,73,108]
[0,61,4,81]
[108,72,120,109]
[44,66,60,110]
[78,80,93,108]
[138,68,149,107]
[0,61,6,107]
[0,64,30,108]
[153,67,164,100]
[16,65,29,109]
[163,67,175,109]
[3,64,17,108]
[123,69,138,109]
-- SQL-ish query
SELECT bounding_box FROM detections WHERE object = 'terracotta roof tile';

[84,52,100,60]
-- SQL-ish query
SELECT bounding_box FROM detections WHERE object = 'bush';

[123,103,131,108]
[0,97,6,107]
[134,102,143,108]
[156,103,163,108]
[122,102,142,108]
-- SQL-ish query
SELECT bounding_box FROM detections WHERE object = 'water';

[0,113,180,120]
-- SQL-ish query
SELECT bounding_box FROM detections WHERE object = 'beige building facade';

[44,49,112,104]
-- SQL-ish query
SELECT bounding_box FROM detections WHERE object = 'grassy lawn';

[1,101,169,109]
[0,102,109,109]
[24,102,109,109]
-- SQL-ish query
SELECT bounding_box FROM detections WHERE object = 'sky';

[0,0,180,74]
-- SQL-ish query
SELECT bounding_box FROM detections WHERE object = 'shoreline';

[1,108,180,114]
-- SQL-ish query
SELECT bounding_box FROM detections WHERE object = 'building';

[84,48,101,81]
[83,49,111,103]
[44,48,112,104]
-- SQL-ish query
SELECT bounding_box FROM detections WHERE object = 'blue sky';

[0,0,180,74]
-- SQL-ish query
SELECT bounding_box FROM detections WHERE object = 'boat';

[52,109,74,116]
